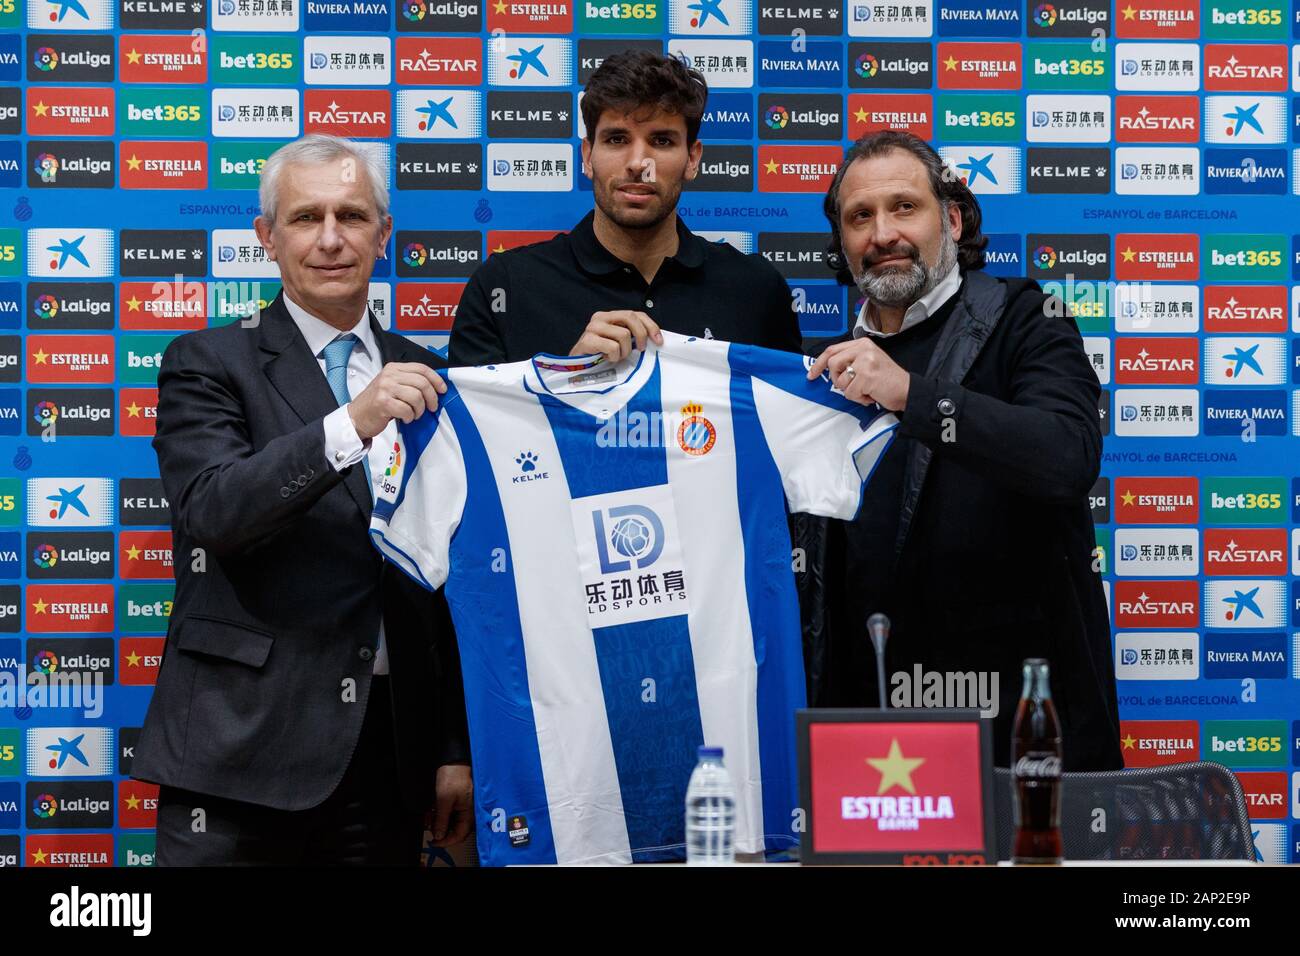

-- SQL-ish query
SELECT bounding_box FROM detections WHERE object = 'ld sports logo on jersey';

[573,485,689,629]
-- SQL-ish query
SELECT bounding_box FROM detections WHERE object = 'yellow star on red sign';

[32,598,48,614]
[1121,490,1136,506]
[493,0,507,10]
[32,848,48,864]
[867,738,926,795]
[126,48,142,64]
[1121,246,1136,263]
[33,101,49,117]
[126,154,143,171]
[1121,734,1137,750]
[1121,4,1136,19]
[127,402,143,418]
[32,349,49,364]
[125,793,142,809]
[853,107,868,124]
[764,158,779,175]
[126,296,142,312]
[943,56,958,71]
[125,544,141,560]
[126,651,142,667]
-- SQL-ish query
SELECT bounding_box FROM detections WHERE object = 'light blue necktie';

[321,333,358,407]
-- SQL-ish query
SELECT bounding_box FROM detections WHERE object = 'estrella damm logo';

[1201,476,1286,523]
[1202,720,1286,768]
[117,89,205,136]
[935,94,1022,142]
[210,36,301,85]
[211,141,285,191]
[579,0,662,31]
[1202,234,1288,280]
[0,230,20,278]
[1026,42,1110,90]
[1202,0,1286,38]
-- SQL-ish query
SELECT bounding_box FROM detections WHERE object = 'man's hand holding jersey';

[347,362,448,440]
[570,310,665,364]
[807,338,910,413]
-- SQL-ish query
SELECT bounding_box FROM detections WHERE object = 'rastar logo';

[1119,720,1199,767]
[1234,772,1287,818]
[1205,286,1286,332]
[1204,529,1287,574]
[119,388,159,438]
[1113,0,1198,38]
[119,637,165,688]
[1114,234,1199,280]
[119,281,206,331]
[1114,338,1200,384]
[1114,580,1198,628]
[1114,477,1199,523]
[936,42,1021,89]
[485,229,562,254]
[394,282,461,331]
[758,145,841,192]
[847,93,932,137]
[488,0,573,32]
[27,88,114,136]
[396,37,482,84]
[119,141,207,191]
[27,584,114,633]
[304,90,392,137]
[26,335,114,384]
[1114,96,1199,143]
[1204,44,1287,91]
[119,35,208,84]
[119,531,173,580]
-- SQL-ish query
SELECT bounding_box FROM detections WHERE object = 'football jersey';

[370,330,897,865]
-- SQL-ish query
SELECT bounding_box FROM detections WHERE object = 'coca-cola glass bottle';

[1012,658,1063,864]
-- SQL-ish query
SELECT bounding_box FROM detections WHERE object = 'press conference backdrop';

[0,0,1298,868]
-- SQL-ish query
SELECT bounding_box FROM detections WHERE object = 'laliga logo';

[34,295,59,320]
[402,243,427,267]
[1034,3,1057,26]
[33,543,59,569]
[33,649,59,674]
[34,154,58,183]
[593,504,664,573]
[33,794,57,818]
[1032,245,1057,270]
[33,401,59,427]
[764,106,789,130]
[403,0,427,19]
[855,53,878,78]
[34,47,58,71]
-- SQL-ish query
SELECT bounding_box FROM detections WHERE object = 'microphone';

[867,613,890,709]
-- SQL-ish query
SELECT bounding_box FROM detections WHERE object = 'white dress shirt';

[283,292,392,675]
[851,264,961,339]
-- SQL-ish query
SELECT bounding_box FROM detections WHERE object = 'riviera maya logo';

[34,401,59,428]
[676,403,716,456]
[402,243,427,268]
[33,794,58,819]
[1032,245,1057,270]
[33,649,59,674]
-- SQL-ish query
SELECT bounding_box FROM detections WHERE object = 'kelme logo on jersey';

[935,0,1020,35]
[1203,337,1286,385]
[580,0,663,31]
[669,39,754,88]
[1114,96,1199,143]
[1203,0,1286,38]
[1204,285,1287,332]
[26,141,114,189]
[1203,234,1287,280]
[1203,528,1287,574]
[1028,0,1108,34]
[846,0,933,35]
[1202,721,1286,768]
[758,93,842,140]
[1114,0,1198,37]
[1202,476,1287,523]
[847,42,932,89]
[937,147,1022,193]
[936,94,1022,142]
[936,41,1021,89]
[486,37,574,86]
[1026,42,1109,90]
[1120,720,1199,768]
[396,0,482,31]
[1204,389,1288,435]
[1114,43,1200,91]
[848,94,933,138]
[1114,580,1198,628]
[25,35,115,82]
[758,0,838,34]
[1203,579,1285,628]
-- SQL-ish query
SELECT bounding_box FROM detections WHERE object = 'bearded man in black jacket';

[803,131,1122,771]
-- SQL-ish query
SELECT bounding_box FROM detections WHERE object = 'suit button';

[298,473,309,484]
[279,487,290,498]
[937,398,957,416]
[358,647,374,662]
[288,478,300,491]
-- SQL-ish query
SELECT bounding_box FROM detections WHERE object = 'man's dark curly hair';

[823,131,988,285]
[580,49,709,145]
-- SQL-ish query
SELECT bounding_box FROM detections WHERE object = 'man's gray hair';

[258,134,389,223]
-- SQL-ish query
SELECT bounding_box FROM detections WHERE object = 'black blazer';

[132,292,469,812]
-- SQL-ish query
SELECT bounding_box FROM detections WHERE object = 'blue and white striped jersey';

[370,330,897,865]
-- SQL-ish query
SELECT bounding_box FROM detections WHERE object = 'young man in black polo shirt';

[449,50,802,366]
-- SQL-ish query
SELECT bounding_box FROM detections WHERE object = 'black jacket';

[802,269,1122,771]
[133,293,470,812]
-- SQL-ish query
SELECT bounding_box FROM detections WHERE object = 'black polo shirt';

[448,210,802,365]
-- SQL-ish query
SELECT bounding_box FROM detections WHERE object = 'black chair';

[992,762,1256,861]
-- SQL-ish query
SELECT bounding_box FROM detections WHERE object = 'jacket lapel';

[258,293,373,521]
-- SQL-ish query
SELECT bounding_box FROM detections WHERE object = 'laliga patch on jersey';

[571,484,690,629]
[375,437,406,501]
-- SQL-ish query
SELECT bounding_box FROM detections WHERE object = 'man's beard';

[593,178,682,230]
[853,227,958,307]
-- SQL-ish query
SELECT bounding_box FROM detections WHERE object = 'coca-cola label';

[1014,754,1062,778]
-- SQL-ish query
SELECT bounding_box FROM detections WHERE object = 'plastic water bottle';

[685,746,735,865]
